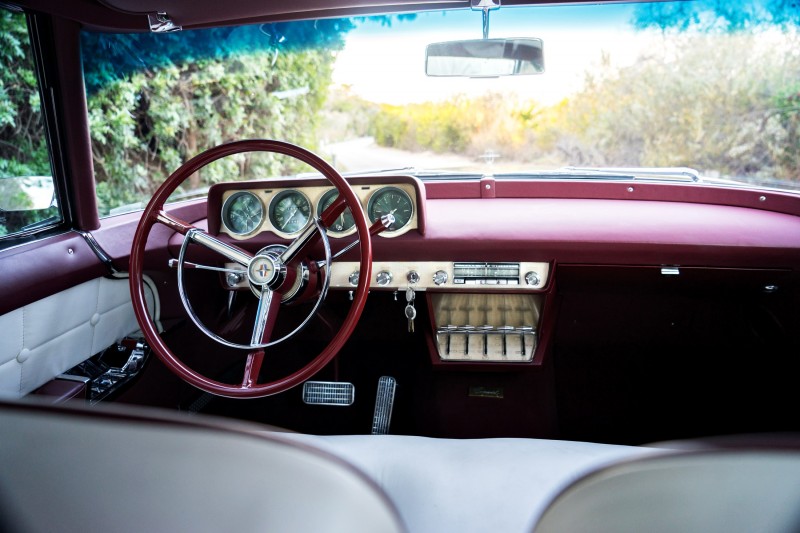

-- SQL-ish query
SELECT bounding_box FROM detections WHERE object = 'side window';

[0,9,62,240]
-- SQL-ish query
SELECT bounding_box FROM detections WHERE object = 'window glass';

[81,22,350,217]
[81,1,800,215]
[0,9,61,239]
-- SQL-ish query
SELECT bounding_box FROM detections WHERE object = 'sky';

[331,4,659,106]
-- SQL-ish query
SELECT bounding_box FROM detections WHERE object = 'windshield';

[80,0,800,216]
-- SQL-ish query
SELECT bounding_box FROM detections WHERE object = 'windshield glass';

[80,0,800,216]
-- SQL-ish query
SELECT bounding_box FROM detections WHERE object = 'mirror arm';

[471,0,500,39]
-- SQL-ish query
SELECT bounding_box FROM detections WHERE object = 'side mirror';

[0,176,56,211]
[425,38,544,77]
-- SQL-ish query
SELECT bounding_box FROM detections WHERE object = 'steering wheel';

[129,140,372,398]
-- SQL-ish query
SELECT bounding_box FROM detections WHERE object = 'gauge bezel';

[268,189,313,237]
[367,186,415,234]
[221,191,265,236]
[317,188,357,237]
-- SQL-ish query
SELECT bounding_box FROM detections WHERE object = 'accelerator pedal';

[302,381,355,406]
[371,376,397,435]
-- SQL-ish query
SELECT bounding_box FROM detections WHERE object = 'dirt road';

[321,137,476,173]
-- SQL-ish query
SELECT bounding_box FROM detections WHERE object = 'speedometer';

[318,189,355,234]
[269,190,312,235]
[367,187,413,232]
[221,191,264,235]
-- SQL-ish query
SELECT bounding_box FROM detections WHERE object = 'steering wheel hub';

[248,254,282,288]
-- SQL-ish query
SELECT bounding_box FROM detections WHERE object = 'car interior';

[1,0,799,531]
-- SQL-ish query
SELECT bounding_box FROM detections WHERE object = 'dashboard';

[193,175,800,366]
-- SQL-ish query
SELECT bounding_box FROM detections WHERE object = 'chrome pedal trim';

[371,376,397,435]
[302,381,355,406]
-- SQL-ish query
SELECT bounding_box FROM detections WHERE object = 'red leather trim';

[427,180,800,218]
[426,180,481,199]
[14,0,145,32]
[0,232,106,316]
[91,199,208,271]
[32,379,86,402]
[480,176,496,198]
[52,17,101,230]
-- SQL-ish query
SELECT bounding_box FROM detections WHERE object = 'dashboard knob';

[348,271,360,286]
[376,270,393,286]
[524,271,541,286]
[226,272,244,287]
[407,270,420,284]
[433,270,448,286]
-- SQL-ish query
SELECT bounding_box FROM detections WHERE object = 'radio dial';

[433,270,449,286]
[524,271,541,286]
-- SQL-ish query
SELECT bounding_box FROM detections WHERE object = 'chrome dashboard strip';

[77,230,119,274]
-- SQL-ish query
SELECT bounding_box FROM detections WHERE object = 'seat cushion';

[280,434,658,533]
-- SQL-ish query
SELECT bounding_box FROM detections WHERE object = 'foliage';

[83,23,347,215]
[372,97,481,153]
[319,85,380,143]
[81,20,355,95]
[0,11,50,179]
[633,0,800,31]
[367,30,800,184]
[0,10,59,237]
[545,32,800,181]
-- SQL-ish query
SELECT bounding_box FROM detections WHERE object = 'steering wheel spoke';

[279,195,348,265]
[252,286,280,345]
[242,350,265,389]
[155,210,195,235]
[187,228,253,267]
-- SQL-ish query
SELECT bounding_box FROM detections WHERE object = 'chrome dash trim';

[77,230,119,274]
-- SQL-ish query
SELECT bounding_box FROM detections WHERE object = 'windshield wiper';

[341,167,485,180]
[555,167,701,182]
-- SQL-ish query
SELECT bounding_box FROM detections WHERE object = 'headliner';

[11,0,636,31]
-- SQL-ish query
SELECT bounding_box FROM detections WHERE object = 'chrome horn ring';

[176,217,332,350]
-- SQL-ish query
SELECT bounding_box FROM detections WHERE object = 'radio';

[453,262,521,285]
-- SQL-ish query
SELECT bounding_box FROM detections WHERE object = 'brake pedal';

[371,376,397,435]
[302,381,355,406]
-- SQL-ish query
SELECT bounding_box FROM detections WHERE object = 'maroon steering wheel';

[129,140,372,398]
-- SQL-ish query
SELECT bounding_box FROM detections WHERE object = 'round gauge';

[269,190,312,234]
[367,186,413,232]
[318,189,355,234]
[221,191,264,235]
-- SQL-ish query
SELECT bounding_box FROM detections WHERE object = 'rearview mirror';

[425,38,544,77]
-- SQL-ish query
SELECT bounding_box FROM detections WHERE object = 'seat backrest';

[0,401,404,533]
[533,449,800,533]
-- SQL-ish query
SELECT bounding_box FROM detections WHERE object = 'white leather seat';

[0,402,404,533]
[532,450,800,533]
[280,433,658,533]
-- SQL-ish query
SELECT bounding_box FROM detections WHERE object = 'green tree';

[0,10,58,237]
[0,10,50,179]
[82,21,357,215]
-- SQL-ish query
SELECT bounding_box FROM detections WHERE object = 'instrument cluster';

[218,181,419,240]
